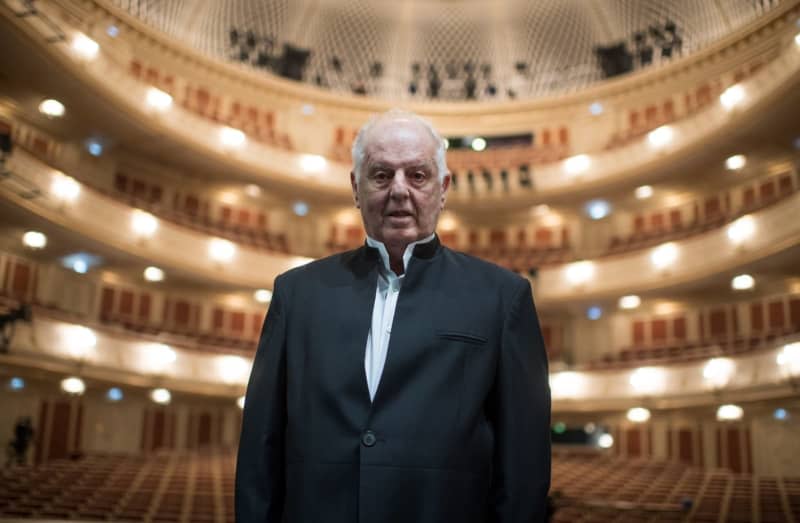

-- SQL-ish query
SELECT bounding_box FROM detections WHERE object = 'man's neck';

[385,245,406,276]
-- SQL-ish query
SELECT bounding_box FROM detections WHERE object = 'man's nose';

[388,170,410,199]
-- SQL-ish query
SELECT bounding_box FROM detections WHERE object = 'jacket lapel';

[367,237,442,415]
[341,246,381,415]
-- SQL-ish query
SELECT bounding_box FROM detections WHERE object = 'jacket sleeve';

[488,279,551,523]
[235,274,289,522]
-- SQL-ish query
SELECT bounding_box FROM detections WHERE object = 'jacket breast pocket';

[436,329,488,346]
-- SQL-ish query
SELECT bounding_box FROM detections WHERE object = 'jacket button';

[361,430,377,447]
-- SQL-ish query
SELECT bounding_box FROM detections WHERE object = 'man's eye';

[412,171,427,182]
[373,171,389,181]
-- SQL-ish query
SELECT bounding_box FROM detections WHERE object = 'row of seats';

[551,450,799,522]
[609,170,798,255]
[587,329,800,370]
[129,60,294,152]
[1,449,797,522]
[0,450,235,522]
[110,173,291,255]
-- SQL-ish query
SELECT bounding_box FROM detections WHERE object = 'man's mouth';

[386,211,413,217]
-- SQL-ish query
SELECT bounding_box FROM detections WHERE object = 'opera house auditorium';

[1,0,800,521]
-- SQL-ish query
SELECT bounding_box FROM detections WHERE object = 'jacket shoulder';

[440,247,528,290]
[276,248,362,284]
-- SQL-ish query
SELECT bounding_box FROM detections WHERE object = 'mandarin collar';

[365,233,439,274]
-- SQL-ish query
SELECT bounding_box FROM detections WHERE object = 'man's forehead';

[363,117,437,157]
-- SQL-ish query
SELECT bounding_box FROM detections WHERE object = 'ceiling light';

[217,355,251,384]
[731,274,755,290]
[150,388,171,405]
[9,377,25,391]
[585,199,611,220]
[61,253,100,274]
[774,408,789,421]
[293,201,309,217]
[597,433,614,449]
[299,154,326,173]
[777,342,800,375]
[254,289,273,303]
[589,102,603,115]
[106,25,119,38]
[244,184,262,197]
[716,404,743,421]
[22,231,47,249]
[38,99,65,117]
[650,242,678,269]
[301,103,315,115]
[106,387,123,401]
[438,214,457,231]
[237,396,246,409]
[626,407,651,423]
[220,126,246,148]
[471,137,487,152]
[647,125,674,148]
[727,215,755,244]
[209,238,236,263]
[51,173,81,201]
[64,325,96,359]
[564,261,594,285]
[141,343,176,373]
[619,295,641,310]
[146,87,172,110]
[131,210,158,237]
[586,306,603,321]
[550,371,584,399]
[725,154,746,170]
[563,154,590,175]
[635,185,653,199]
[720,84,746,110]
[61,377,86,395]
[143,266,164,282]
[71,33,99,59]
[86,139,103,157]
[629,367,665,394]
[583,422,596,434]
[218,191,238,205]
[703,357,735,388]
[532,204,550,216]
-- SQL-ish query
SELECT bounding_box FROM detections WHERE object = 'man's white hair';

[351,109,448,184]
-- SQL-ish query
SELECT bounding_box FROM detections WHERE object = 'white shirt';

[363,234,435,401]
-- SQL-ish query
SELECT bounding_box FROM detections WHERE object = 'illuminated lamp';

[626,407,651,423]
[702,358,735,388]
[209,238,236,263]
[150,388,171,405]
[61,377,86,395]
[716,404,743,421]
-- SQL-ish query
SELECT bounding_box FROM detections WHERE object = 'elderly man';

[236,110,550,523]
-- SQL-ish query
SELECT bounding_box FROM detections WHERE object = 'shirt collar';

[366,233,436,275]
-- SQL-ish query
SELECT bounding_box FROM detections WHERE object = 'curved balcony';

[3,307,797,412]
[3,148,800,303]
[2,0,800,206]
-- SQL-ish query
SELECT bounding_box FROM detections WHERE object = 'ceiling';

[109,0,785,101]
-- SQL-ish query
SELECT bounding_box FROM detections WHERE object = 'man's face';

[351,118,450,250]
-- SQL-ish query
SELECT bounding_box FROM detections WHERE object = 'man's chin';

[381,228,419,245]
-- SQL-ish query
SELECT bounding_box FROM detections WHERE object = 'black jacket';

[236,236,551,522]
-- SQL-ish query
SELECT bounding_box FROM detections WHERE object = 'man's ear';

[350,171,360,208]
[440,173,451,209]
